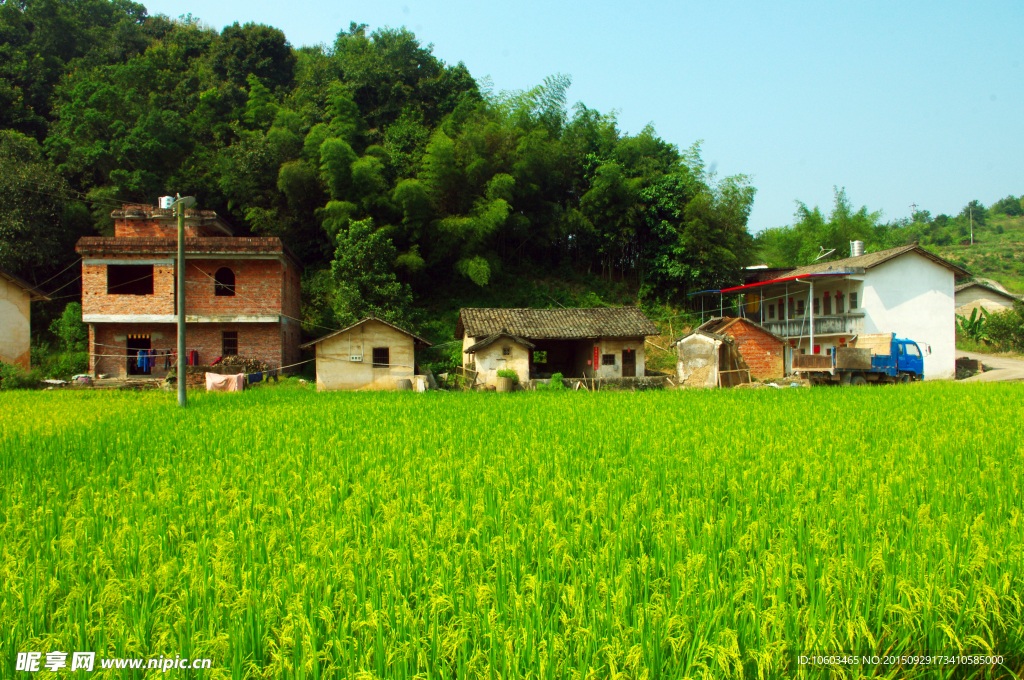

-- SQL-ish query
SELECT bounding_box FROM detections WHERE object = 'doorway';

[622,349,636,377]
[127,335,152,376]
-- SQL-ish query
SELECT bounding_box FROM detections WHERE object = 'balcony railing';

[759,314,865,338]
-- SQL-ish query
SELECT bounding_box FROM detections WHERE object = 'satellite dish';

[813,246,836,262]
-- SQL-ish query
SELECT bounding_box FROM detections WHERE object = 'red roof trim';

[720,272,850,294]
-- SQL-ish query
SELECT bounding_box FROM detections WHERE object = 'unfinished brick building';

[76,204,302,378]
[695,317,785,380]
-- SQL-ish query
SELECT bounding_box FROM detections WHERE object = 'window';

[813,298,820,315]
[214,267,236,296]
[797,299,805,316]
[788,298,795,318]
[849,292,858,310]
[222,331,238,357]
[835,293,845,314]
[107,264,154,295]
[602,354,615,366]
[502,346,511,356]
[372,347,389,368]
[823,293,832,315]
[533,351,548,363]
[768,304,775,319]
[907,344,921,357]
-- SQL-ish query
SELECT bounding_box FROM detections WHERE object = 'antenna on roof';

[813,246,836,262]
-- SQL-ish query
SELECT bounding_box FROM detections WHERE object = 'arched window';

[214,267,235,296]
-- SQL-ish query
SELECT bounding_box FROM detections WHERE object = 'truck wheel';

[851,375,868,386]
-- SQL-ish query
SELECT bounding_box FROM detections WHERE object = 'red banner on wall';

[594,346,599,372]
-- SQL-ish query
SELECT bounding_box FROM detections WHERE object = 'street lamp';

[163,194,195,407]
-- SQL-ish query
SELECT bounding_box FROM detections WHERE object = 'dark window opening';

[533,351,548,363]
[823,293,832,315]
[602,353,615,366]
[796,299,805,316]
[214,267,236,296]
[107,265,153,295]
[768,304,775,319]
[836,293,845,314]
[502,346,511,356]
[813,298,820,315]
[222,331,238,357]
[372,347,389,368]
[850,292,858,310]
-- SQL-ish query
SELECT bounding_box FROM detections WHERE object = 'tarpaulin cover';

[205,372,245,392]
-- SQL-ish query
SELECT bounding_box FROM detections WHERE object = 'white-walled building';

[955,281,1019,317]
[720,245,969,380]
[457,307,659,387]
[0,267,50,370]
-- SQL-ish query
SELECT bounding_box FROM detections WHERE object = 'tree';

[330,218,412,326]
[0,130,92,282]
[50,302,88,351]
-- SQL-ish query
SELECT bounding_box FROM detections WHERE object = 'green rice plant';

[0,383,1022,679]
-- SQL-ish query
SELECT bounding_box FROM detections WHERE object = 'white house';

[718,245,969,380]
[954,281,1019,317]
[1,267,50,370]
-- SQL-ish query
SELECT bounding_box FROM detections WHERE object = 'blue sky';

[145,0,1023,233]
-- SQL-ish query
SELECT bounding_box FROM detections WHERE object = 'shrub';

[536,372,565,391]
[0,362,42,390]
[986,301,1024,353]
[496,368,518,383]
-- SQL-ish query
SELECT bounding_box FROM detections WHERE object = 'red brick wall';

[114,218,221,238]
[91,322,285,377]
[186,259,283,315]
[82,257,300,318]
[82,260,175,316]
[727,320,784,380]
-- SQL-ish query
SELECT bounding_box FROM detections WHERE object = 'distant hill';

[931,214,1024,294]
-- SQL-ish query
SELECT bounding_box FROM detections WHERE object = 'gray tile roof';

[0,266,51,300]
[955,281,1020,299]
[783,244,970,278]
[301,316,432,350]
[456,307,659,340]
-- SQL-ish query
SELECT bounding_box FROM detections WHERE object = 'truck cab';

[893,339,925,380]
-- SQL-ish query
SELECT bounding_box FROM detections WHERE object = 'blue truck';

[793,332,926,385]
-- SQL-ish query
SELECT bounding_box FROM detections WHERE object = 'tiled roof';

[697,316,784,342]
[301,316,432,350]
[783,245,970,278]
[456,307,659,340]
[0,266,51,300]
[464,332,536,354]
[955,281,1019,299]
[76,237,301,267]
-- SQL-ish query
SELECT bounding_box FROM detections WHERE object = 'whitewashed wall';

[0,278,32,369]
[860,253,957,379]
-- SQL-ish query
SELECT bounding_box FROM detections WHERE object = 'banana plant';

[956,307,989,342]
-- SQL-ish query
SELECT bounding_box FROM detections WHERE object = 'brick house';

[76,204,302,378]
[695,317,785,380]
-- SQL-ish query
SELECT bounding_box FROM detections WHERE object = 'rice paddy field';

[1,382,1023,679]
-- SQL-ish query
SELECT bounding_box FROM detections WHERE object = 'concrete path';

[960,351,1024,383]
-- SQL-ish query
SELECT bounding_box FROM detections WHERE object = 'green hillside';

[754,190,1024,294]
[931,213,1024,294]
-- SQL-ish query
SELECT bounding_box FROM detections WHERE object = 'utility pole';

[910,203,918,216]
[970,206,974,246]
[173,194,196,407]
